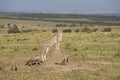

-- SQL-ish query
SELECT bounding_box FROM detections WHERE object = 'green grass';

[0,19,120,80]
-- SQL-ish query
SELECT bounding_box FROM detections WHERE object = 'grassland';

[1,13,120,26]
[0,19,120,80]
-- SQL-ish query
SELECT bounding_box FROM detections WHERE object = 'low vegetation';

[1,13,120,26]
[63,29,72,33]
[81,27,92,33]
[52,29,58,33]
[102,27,112,32]
[8,24,21,33]
[0,18,120,80]
[74,29,80,33]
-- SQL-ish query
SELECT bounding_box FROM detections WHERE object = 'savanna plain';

[0,15,120,80]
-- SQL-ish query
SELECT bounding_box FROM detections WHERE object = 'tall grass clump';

[92,28,98,32]
[52,29,58,33]
[81,27,91,33]
[8,24,21,33]
[63,29,72,33]
[74,29,80,33]
[56,24,67,27]
[102,27,112,32]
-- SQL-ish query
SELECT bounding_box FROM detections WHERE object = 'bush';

[56,24,67,27]
[63,29,72,33]
[73,48,78,51]
[92,28,98,32]
[37,24,40,26]
[7,23,11,27]
[74,29,80,32]
[102,28,112,32]
[42,30,47,32]
[22,29,39,33]
[52,29,58,33]
[81,27,91,33]
[70,24,77,27]
[8,24,21,33]
[22,26,25,28]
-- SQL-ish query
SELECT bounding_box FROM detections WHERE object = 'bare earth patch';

[0,50,97,80]
[37,50,96,76]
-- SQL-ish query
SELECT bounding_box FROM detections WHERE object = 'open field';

[0,19,120,80]
[0,13,120,26]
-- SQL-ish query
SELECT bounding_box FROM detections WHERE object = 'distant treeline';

[0,13,120,26]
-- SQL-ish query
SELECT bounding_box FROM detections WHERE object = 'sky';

[0,0,120,12]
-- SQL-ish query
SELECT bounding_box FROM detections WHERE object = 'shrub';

[52,29,58,33]
[102,28,112,32]
[42,30,47,32]
[70,24,77,27]
[22,29,39,33]
[22,26,25,28]
[7,23,11,27]
[63,29,72,33]
[83,47,88,50]
[56,24,67,27]
[8,24,21,33]
[74,29,80,32]
[81,27,91,33]
[92,28,98,32]
[73,48,78,51]
[37,24,40,26]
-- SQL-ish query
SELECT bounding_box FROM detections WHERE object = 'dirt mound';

[46,50,66,64]
[39,50,96,75]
